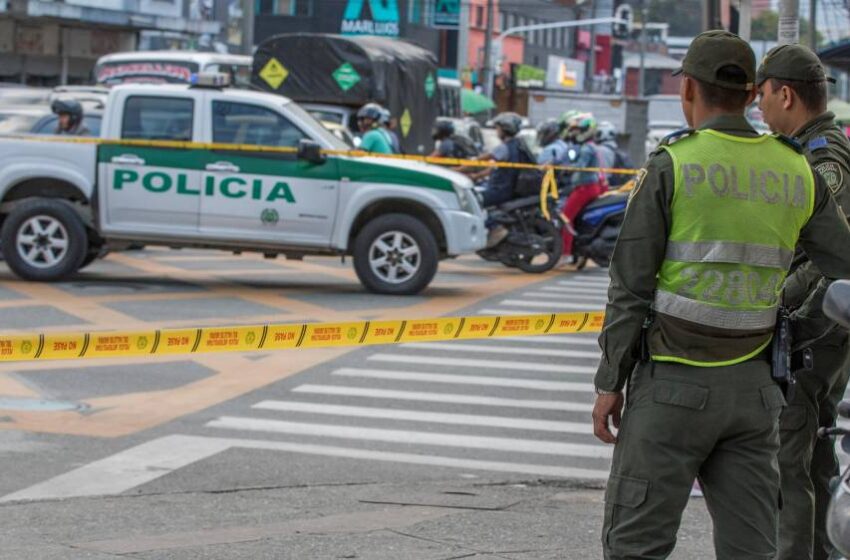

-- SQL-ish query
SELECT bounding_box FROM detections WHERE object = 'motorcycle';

[820,280,850,558]
[569,189,628,270]
[475,191,564,273]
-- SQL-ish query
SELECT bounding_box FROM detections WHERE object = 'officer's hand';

[592,392,624,444]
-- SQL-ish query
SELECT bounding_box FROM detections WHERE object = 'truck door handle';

[205,161,240,173]
[111,154,145,165]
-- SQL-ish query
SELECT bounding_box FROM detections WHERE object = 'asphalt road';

[0,249,717,558]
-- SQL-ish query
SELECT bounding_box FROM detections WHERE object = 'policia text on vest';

[592,30,850,560]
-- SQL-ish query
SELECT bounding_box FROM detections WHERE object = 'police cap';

[672,30,756,91]
[756,43,836,86]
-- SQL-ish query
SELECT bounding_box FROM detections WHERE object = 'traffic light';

[614,4,633,39]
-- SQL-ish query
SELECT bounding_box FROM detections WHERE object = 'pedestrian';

[356,103,394,155]
[595,121,634,187]
[756,43,850,560]
[379,108,402,154]
[592,30,850,560]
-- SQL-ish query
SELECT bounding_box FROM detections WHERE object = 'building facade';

[0,0,220,85]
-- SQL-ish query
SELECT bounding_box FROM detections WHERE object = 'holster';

[771,307,813,402]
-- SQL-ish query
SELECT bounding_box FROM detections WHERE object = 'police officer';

[356,103,393,155]
[756,44,850,560]
[51,99,89,136]
[592,30,850,559]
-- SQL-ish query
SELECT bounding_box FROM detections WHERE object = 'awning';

[819,40,850,74]
[461,88,495,114]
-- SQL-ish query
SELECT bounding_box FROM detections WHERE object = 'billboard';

[341,0,400,37]
[546,55,585,92]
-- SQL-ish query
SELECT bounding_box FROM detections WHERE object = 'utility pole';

[778,0,800,45]
[457,0,471,84]
[809,0,817,50]
[703,0,720,30]
[241,0,254,55]
[739,0,753,41]
[638,0,647,98]
[482,0,494,98]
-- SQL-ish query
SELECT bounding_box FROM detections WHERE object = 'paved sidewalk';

[0,478,714,559]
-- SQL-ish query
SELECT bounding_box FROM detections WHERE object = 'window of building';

[255,0,311,16]
[212,101,306,147]
[475,6,484,28]
[122,96,194,141]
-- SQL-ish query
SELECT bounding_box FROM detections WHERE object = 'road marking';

[400,342,599,359]
[498,335,600,346]
[0,434,609,502]
[498,300,604,310]
[0,435,231,502]
[367,354,597,374]
[333,368,594,391]
[535,286,609,295]
[559,276,610,284]
[206,416,612,459]
[292,384,594,411]
[476,308,535,316]
[253,401,591,433]
[520,292,609,302]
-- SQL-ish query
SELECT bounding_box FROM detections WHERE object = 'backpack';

[513,138,545,197]
[449,134,479,159]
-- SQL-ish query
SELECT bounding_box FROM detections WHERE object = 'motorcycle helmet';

[492,112,522,137]
[536,119,562,147]
[357,103,384,123]
[566,112,597,144]
[596,121,618,143]
[379,107,391,125]
[432,118,455,140]
[51,98,83,127]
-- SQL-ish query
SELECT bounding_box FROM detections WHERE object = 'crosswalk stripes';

[195,271,614,481]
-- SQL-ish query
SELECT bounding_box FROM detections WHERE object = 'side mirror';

[824,280,850,329]
[297,139,326,165]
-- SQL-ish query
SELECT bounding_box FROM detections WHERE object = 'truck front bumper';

[441,210,486,256]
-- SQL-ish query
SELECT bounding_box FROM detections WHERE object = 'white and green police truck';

[0,80,485,295]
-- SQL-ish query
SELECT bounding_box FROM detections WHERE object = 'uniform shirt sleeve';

[594,152,673,391]
[797,172,850,280]
[491,143,510,162]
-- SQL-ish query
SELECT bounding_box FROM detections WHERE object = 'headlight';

[454,184,480,214]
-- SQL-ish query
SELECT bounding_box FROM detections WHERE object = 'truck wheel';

[0,199,88,281]
[353,213,439,295]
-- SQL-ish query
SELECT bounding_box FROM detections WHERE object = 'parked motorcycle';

[476,191,564,274]
[820,280,850,558]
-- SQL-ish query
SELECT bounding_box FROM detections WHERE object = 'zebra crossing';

[197,269,613,481]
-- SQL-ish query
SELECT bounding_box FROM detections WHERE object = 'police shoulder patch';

[774,134,803,153]
[814,160,843,194]
[628,168,649,201]
[807,136,829,151]
[659,128,695,147]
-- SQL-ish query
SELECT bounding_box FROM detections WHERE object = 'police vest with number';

[653,129,815,367]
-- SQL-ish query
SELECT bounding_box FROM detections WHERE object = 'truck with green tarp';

[252,33,440,155]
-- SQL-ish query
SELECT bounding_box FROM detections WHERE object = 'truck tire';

[353,213,439,295]
[0,199,88,281]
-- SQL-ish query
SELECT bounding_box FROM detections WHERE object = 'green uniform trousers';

[603,359,785,560]
[778,334,850,560]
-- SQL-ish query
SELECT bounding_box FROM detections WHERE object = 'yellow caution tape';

[0,311,605,363]
[4,134,639,175]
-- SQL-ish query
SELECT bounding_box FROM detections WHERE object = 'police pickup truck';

[0,77,485,295]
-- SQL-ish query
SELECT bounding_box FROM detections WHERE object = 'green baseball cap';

[672,30,756,91]
[756,43,836,85]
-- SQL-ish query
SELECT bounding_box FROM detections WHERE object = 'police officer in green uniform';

[756,44,850,560]
[591,30,850,559]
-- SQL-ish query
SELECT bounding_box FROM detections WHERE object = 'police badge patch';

[815,161,843,194]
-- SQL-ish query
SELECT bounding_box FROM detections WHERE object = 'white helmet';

[596,121,618,143]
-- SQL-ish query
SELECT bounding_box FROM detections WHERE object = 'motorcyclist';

[536,119,570,166]
[595,121,633,187]
[469,112,533,207]
[430,118,479,159]
[356,103,394,155]
[51,99,89,136]
[379,107,401,154]
[469,112,535,247]
[559,112,608,260]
